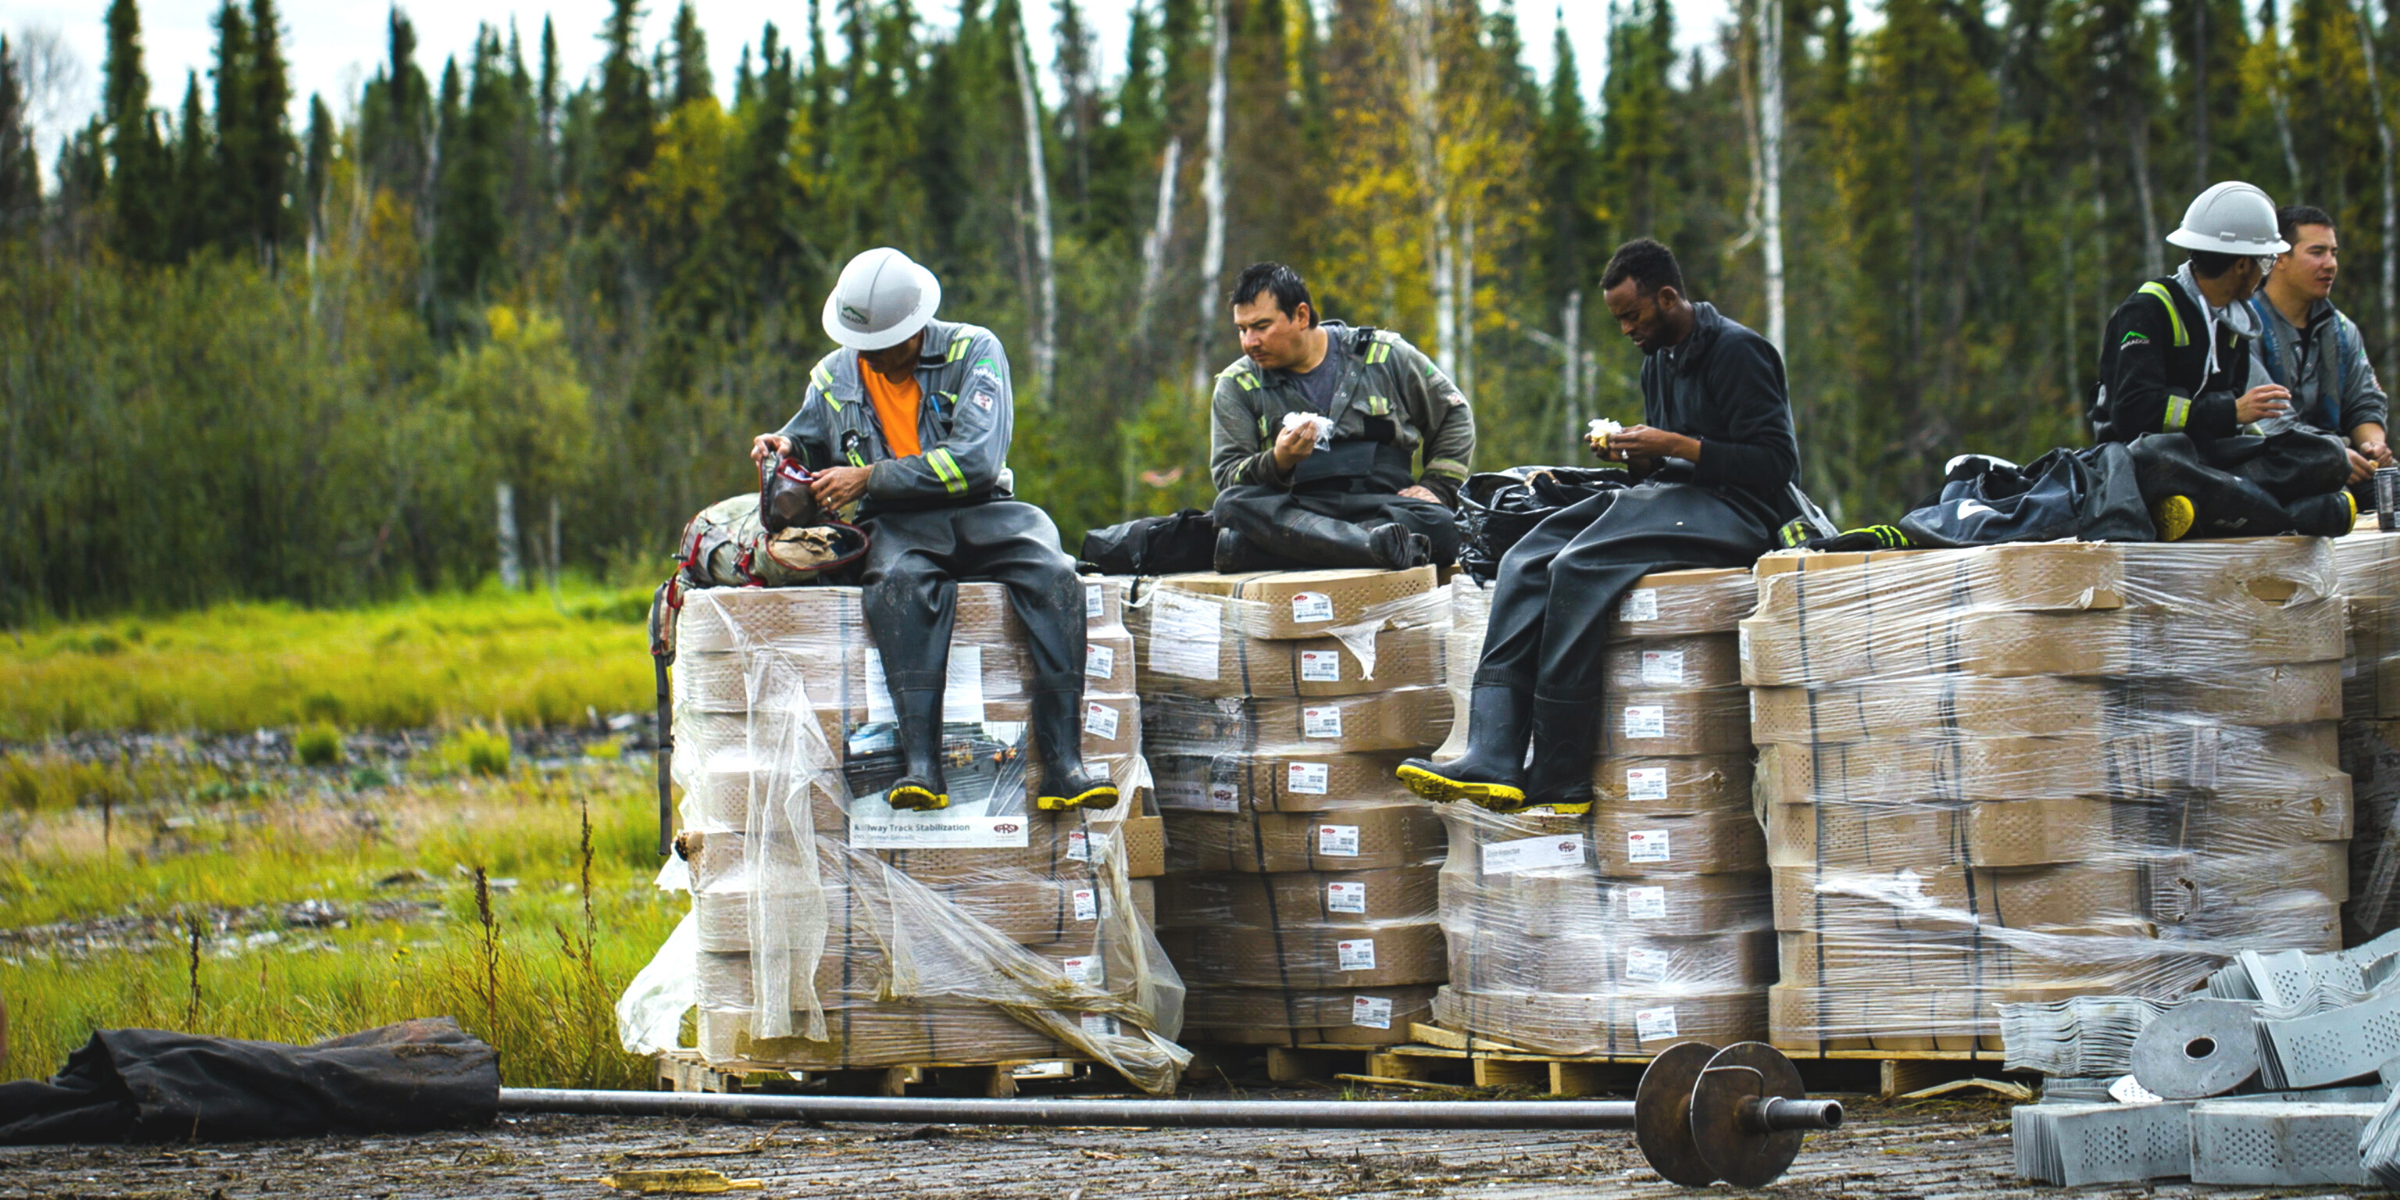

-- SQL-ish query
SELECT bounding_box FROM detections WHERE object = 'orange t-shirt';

[860,361,924,458]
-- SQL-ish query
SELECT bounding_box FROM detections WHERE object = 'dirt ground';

[4,1090,2389,1199]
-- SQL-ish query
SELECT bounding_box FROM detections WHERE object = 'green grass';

[0,583,658,739]
[0,758,684,1088]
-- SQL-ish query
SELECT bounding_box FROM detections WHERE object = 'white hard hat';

[821,247,942,350]
[2166,181,2289,256]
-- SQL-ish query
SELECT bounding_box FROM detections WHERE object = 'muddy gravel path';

[2,1095,2376,1199]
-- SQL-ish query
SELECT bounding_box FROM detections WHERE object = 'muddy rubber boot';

[1396,684,1530,809]
[886,688,950,811]
[1030,688,1118,811]
[1522,695,1599,815]
[2287,489,2359,537]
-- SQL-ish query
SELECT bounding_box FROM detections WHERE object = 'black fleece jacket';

[1641,301,1803,528]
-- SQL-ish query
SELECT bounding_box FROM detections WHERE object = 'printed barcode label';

[1352,995,1394,1029]
[1640,650,1686,687]
[1302,705,1343,738]
[1317,824,1361,857]
[1625,767,1670,801]
[1621,589,1660,622]
[1080,1012,1119,1039]
[1083,702,1121,740]
[1626,946,1669,983]
[1061,956,1101,984]
[1336,939,1377,971]
[1623,705,1667,739]
[1072,888,1099,921]
[1326,881,1367,913]
[1627,829,1672,863]
[1625,886,1668,919]
[1738,625,1752,663]
[1067,830,1091,862]
[1085,643,1115,679]
[1635,1006,1679,1040]
[1480,834,1586,875]
[1299,650,1343,682]
[1287,761,1330,795]
[1292,592,1336,623]
[1085,583,1105,619]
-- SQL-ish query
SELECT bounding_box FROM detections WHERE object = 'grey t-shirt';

[1287,336,1346,414]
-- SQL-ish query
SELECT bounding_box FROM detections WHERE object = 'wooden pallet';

[655,1050,1089,1099]
[1241,1026,2030,1099]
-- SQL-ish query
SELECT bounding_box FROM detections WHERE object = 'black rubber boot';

[1030,688,1119,811]
[1214,526,1300,573]
[1242,509,1419,570]
[1523,695,1599,814]
[1396,684,1531,810]
[2287,489,2359,537]
[887,688,950,811]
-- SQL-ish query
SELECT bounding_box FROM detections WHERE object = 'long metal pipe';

[499,1088,1842,1134]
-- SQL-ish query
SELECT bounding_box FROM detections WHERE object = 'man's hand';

[1398,484,1440,503]
[808,465,872,510]
[2350,448,2378,486]
[2235,384,2293,424]
[2354,428,2393,469]
[750,434,792,468]
[1597,425,1702,465]
[1270,422,1319,474]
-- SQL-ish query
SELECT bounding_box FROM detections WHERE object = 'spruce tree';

[0,36,38,234]
[359,8,432,208]
[671,1,714,110]
[595,0,657,229]
[169,70,211,258]
[303,93,331,246]
[207,0,254,254]
[1535,24,1605,301]
[242,0,300,262]
[104,0,171,261]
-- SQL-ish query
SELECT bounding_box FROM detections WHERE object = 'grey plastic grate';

[2262,988,2400,1090]
[2361,1082,2400,1187]
[1999,996,2177,1077]
[2012,1102,2194,1186]
[2189,1102,2376,1186]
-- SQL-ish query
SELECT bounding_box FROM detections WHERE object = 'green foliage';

[294,721,344,766]
[436,727,513,777]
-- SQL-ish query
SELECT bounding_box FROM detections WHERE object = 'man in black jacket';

[1398,239,1799,814]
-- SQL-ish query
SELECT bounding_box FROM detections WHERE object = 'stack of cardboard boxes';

[1743,539,2351,1051]
[667,580,1178,1087]
[1132,568,1454,1046]
[2338,525,2400,943]
[1432,570,1775,1054]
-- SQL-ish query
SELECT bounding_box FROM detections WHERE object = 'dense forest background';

[3,0,2396,621]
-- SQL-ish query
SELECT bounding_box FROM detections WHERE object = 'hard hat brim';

[2165,228,2289,256]
[821,262,943,351]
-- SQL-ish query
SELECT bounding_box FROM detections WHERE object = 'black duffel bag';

[1896,443,2154,547]
[1080,508,1217,575]
[1459,466,1631,581]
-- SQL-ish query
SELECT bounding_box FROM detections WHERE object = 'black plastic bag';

[1459,466,1630,580]
[1896,443,2154,547]
[1080,508,1217,575]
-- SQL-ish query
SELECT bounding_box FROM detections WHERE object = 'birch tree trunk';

[1013,18,1058,407]
[1137,136,1182,340]
[496,481,523,591]
[1400,0,1455,372]
[1759,0,1787,351]
[2129,103,2164,278]
[1563,289,1583,449]
[1456,217,1475,402]
[1191,0,1231,399]
[2355,0,2398,377]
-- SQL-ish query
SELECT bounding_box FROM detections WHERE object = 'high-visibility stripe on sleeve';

[946,338,973,363]
[2164,394,2192,431]
[2138,282,2190,347]
[927,448,969,494]
[1425,457,1470,482]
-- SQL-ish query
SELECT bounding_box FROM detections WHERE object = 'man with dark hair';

[1206,262,1476,571]
[2249,204,2393,483]
[2091,181,2293,446]
[1397,238,1799,814]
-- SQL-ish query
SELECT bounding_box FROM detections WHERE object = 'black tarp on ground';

[0,1017,499,1144]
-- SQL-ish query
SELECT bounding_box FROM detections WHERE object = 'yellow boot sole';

[887,783,949,811]
[2153,494,2196,542]
[1036,784,1121,812]
[1396,764,1527,809]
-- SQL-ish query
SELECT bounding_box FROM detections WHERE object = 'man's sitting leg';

[1212,485,1424,572]
[953,501,1120,811]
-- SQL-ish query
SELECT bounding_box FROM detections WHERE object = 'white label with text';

[1085,583,1105,619]
[1635,1006,1679,1041]
[1085,643,1115,679]
[1624,705,1667,740]
[1481,834,1587,875]
[1287,761,1330,795]
[1326,881,1368,914]
[1625,767,1670,801]
[1337,939,1377,971]
[1291,592,1336,623]
[1627,829,1672,863]
[1625,946,1670,983]
[1083,702,1121,740]
[1302,706,1343,739]
[1299,650,1343,682]
[1621,589,1660,622]
[1640,650,1686,687]
[1352,995,1394,1029]
[1625,886,1668,920]
[1072,888,1099,922]
[1317,824,1361,857]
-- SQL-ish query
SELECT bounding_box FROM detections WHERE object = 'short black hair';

[2188,249,2245,279]
[2279,204,2336,246]
[1230,262,1315,326]
[1601,238,1684,297]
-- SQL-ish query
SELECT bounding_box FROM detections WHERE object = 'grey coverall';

[1208,322,1476,567]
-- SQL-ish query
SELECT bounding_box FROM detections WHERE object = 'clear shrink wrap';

[2338,527,2400,944]
[1132,568,1454,1047]
[1433,567,1771,1056]
[1745,538,2353,1053]
[628,579,1188,1092]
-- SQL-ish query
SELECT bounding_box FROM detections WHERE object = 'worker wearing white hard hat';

[749,247,1117,816]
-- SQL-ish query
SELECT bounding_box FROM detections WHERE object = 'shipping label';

[1626,829,1672,863]
[1635,1006,1679,1041]
[1625,946,1669,983]
[1152,593,1224,679]
[1351,994,1395,1029]
[1071,888,1099,922]
[1083,701,1121,740]
[1336,938,1377,971]
[1325,881,1368,913]
[1317,824,1361,857]
[1291,592,1336,623]
[1620,588,1661,622]
[1299,649,1343,682]
[1085,643,1115,679]
[1480,834,1586,875]
[850,813,1032,850]
[1286,761,1330,795]
[1640,649,1686,687]
[1061,956,1102,985]
[1079,1012,1120,1039]
[1625,767,1670,801]
[1085,582,1105,620]
[1623,705,1667,740]
[1624,885,1668,920]
[1302,705,1343,739]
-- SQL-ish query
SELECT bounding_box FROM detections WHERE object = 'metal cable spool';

[502,1041,1843,1189]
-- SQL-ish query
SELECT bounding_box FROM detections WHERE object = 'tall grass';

[0,760,683,1088]
[0,582,658,739]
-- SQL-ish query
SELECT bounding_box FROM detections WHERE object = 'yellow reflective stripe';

[1365,343,1391,365]
[1367,395,1391,415]
[927,448,969,494]
[2138,282,2190,347]
[846,446,868,467]
[2164,395,2192,431]
[1257,415,1272,438]
[1236,373,1261,391]
[945,338,972,363]
[811,364,835,389]
[1425,458,1470,481]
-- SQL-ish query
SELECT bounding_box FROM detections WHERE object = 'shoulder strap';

[2248,297,2285,387]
